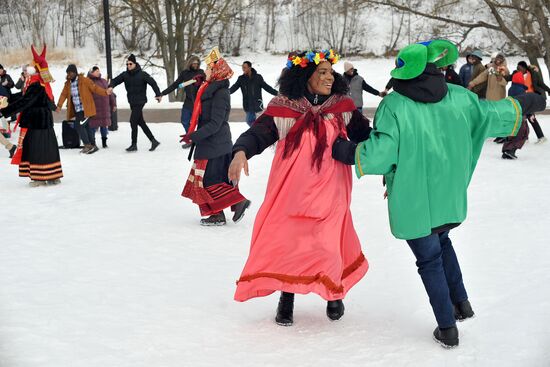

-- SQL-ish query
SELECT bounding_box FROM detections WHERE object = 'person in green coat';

[332,40,546,348]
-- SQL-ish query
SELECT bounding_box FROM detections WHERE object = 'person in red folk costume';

[0,45,63,187]
[229,49,371,326]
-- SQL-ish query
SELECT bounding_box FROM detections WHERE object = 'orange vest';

[525,71,535,93]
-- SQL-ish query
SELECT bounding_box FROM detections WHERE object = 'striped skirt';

[182,154,246,217]
[19,127,63,181]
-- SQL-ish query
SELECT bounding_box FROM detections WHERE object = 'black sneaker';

[9,145,16,158]
[454,300,475,321]
[149,139,160,151]
[200,212,226,226]
[275,292,294,326]
[326,300,345,321]
[126,144,137,152]
[182,143,192,149]
[87,145,99,154]
[494,137,506,144]
[502,150,517,160]
[232,199,251,223]
[433,326,459,348]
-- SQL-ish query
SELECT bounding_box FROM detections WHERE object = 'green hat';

[426,39,459,68]
[390,44,428,80]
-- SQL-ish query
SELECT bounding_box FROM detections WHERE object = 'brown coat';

[57,74,109,119]
[470,62,509,101]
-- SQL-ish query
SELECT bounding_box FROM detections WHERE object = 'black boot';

[326,300,345,321]
[454,300,475,321]
[232,199,251,223]
[126,144,137,152]
[9,145,16,158]
[502,150,517,159]
[433,326,459,348]
[493,137,506,144]
[102,137,108,148]
[275,292,294,326]
[149,139,160,151]
[200,212,226,226]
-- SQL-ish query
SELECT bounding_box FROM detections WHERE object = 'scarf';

[264,94,356,170]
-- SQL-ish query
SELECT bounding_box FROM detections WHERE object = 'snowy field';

[1,119,550,367]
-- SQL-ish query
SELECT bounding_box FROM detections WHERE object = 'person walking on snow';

[87,66,116,148]
[108,54,162,152]
[501,69,530,159]
[159,55,205,149]
[57,64,112,154]
[229,49,370,326]
[343,61,383,112]
[331,40,546,348]
[229,61,278,126]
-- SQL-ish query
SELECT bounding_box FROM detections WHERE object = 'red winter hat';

[30,45,54,83]
[512,71,525,85]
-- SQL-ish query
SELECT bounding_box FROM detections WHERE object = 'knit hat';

[66,64,78,74]
[127,54,137,64]
[344,61,354,72]
[0,64,3,70]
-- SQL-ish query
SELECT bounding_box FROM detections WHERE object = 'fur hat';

[344,61,354,72]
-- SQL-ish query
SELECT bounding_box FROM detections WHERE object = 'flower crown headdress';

[286,49,340,69]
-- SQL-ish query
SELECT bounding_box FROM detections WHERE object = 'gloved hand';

[0,96,8,109]
[332,136,357,165]
[180,134,192,144]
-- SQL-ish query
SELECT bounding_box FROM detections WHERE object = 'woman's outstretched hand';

[228,151,249,186]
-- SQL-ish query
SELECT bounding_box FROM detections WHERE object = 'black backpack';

[61,120,81,148]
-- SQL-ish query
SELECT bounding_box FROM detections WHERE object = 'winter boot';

[87,145,99,154]
[275,292,295,326]
[535,137,547,144]
[9,145,16,158]
[47,179,61,185]
[102,137,108,148]
[149,139,160,151]
[502,150,517,160]
[232,199,251,223]
[80,144,93,154]
[126,144,138,152]
[29,180,47,187]
[493,137,506,144]
[200,212,226,226]
[326,300,345,321]
[433,326,459,348]
[454,300,475,322]
[182,142,192,149]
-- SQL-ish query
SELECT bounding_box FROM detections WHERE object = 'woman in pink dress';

[229,50,371,326]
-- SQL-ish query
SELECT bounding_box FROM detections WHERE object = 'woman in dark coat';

[181,51,250,226]
[1,67,62,186]
[88,66,116,148]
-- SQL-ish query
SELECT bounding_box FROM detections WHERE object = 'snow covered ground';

[1,119,550,367]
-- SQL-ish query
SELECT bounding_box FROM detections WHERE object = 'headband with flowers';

[286,49,340,69]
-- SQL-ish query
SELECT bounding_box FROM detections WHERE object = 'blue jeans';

[92,127,109,138]
[406,231,468,328]
[245,111,257,127]
[181,106,192,133]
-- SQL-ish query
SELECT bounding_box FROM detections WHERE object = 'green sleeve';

[473,97,522,139]
[355,102,399,178]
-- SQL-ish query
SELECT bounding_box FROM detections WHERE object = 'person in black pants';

[108,54,161,152]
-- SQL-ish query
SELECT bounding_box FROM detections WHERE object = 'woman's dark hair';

[517,61,528,69]
[91,65,100,72]
[278,53,349,100]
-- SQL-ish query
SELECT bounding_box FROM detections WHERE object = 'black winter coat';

[229,69,278,112]
[161,68,205,109]
[190,80,233,160]
[109,64,161,106]
[1,83,56,129]
[444,66,463,86]
[529,67,550,100]
[0,73,15,93]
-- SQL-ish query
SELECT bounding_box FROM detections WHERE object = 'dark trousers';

[406,231,468,328]
[130,104,154,144]
[503,118,529,153]
[92,127,109,138]
[527,114,544,139]
[74,111,94,145]
[181,106,192,133]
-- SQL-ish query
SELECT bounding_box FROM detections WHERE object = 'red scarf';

[264,94,356,170]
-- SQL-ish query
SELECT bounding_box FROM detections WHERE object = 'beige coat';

[57,74,109,119]
[469,62,509,101]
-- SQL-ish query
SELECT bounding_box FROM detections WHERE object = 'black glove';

[513,94,547,115]
[332,136,357,165]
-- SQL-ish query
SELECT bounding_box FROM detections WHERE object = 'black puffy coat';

[109,64,161,106]
[229,69,278,112]
[189,80,233,160]
[1,83,56,129]
[161,68,205,109]
[0,72,14,93]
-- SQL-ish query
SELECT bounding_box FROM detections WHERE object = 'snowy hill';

[1,121,549,366]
